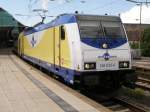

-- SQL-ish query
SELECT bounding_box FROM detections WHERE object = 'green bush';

[141,28,150,57]
[130,42,139,49]
[122,87,144,99]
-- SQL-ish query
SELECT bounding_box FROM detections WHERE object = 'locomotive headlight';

[102,43,108,49]
[123,62,128,67]
[119,61,129,68]
[84,63,96,70]
[85,64,90,69]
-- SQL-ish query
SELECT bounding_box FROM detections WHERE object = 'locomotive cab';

[73,15,136,89]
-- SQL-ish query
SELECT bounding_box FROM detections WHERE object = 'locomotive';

[17,14,136,90]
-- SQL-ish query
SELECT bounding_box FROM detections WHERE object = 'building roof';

[0,7,24,27]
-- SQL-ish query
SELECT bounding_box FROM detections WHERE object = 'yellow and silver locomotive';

[18,14,136,90]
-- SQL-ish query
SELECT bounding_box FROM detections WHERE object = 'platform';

[0,51,111,112]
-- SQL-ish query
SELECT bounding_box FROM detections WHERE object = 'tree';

[141,28,150,57]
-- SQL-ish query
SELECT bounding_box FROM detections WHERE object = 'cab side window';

[60,25,65,40]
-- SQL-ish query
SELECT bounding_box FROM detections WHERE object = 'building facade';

[124,23,150,42]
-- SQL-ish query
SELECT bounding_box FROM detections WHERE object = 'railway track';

[114,96,150,112]
[101,96,150,112]
[83,90,150,112]
[132,64,150,91]
[136,77,150,91]
[135,71,150,80]
[101,99,131,112]
[102,96,150,112]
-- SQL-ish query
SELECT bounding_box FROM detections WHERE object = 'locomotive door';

[54,25,65,71]
[18,35,24,56]
[54,26,61,70]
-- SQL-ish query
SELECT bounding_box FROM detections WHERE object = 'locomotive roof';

[75,14,121,22]
[23,14,121,36]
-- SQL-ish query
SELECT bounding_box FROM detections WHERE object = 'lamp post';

[137,2,142,55]
[126,0,150,56]
[139,3,142,54]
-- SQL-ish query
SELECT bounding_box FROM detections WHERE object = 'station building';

[0,7,24,48]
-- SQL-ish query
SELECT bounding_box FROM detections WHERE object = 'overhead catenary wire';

[28,0,70,17]
[15,14,55,18]
[18,0,133,26]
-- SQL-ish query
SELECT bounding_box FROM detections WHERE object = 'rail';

[113,96,150,112]
[136,77,150,91]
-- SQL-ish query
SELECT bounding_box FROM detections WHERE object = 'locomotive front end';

[75,15,136,90]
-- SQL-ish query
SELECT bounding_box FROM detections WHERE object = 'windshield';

[78,20,103,38]
[77,17,126,38]
[102,21,125,38]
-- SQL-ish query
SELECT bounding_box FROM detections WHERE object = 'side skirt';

[22,55,75,84]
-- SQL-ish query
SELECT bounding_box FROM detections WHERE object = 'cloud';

[57,0,66,4]
[56,0,72,4]
[40,0,72,9]
[41,0,49,10]
[121,5,150,24]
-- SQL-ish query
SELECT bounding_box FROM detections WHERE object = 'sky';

[0,0,150,26]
